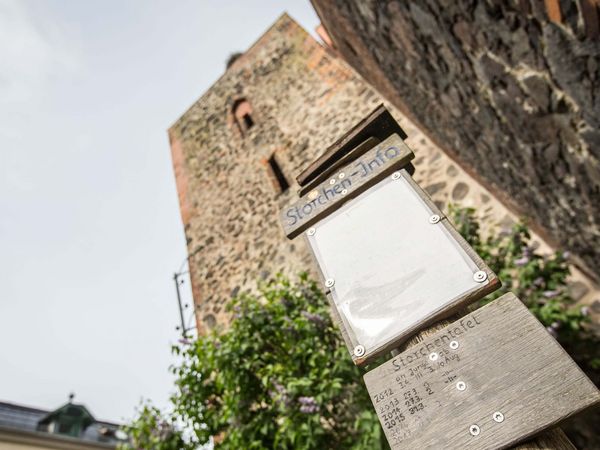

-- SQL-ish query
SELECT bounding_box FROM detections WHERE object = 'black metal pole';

[173,272,187,337]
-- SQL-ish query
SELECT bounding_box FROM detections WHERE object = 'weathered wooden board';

[296,104,407,187]
[298,136,380,197]
[304,168,499,365]
[364,293,600,450]
[281,133,414,239]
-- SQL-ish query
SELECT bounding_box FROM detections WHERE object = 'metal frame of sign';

[302,168,500,365]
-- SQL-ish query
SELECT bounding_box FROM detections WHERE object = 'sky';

[0,0,320,423]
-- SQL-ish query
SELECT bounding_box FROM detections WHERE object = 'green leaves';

[118,402,190,450]
[167,274,384,449]
[449,205,599,374]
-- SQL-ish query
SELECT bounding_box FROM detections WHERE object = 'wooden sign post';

[364,293,599,449]
[280,105,599,448]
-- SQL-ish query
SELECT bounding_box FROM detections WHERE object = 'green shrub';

[169,273,385,449]
[449,205,599,371]
[119,403,188,450]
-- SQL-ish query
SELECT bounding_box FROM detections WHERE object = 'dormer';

[37,402,94,438]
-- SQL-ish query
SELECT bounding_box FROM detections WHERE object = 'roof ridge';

[0,400,48,414]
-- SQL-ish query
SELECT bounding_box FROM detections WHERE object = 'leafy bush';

[119,402,188,450]
[449,205,599,371]
[169,273,385,449]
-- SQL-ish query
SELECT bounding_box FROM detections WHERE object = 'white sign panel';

[306,170,497,364]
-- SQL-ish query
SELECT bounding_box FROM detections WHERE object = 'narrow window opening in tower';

[243,113,254,129]
[232,98,254,137]
[343,37,358,56]
[267,154,290,193]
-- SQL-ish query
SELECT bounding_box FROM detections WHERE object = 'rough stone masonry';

[311,0,600,280]
[169,13,600,333]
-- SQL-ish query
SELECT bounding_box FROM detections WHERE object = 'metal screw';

[429,352,439,361]
[353,345,365,357]
[456,381,466,391]
[391,171,401,180]
[339,172,345,179]
[307,228,316,236]
[341,189,348,195]
[308,190,319,200]
[325,278,335,288]
[469,425,480,436]
[429,214,440,224]
[329,179,336,185]
[493,412,504,423]
[450,340,459,350]
[473,271,488,283]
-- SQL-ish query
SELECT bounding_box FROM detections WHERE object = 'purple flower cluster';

[280,297,293,308]
[269,382,291,408]
[298,396,319,414]
[299,286,314,299]
[543,289,560,298]
[302,311,325,327]
[546,321,561,338]
[514,256,530,267]
[150,420,173,440]
[178,338,192,345]
[230,304,241,319]
[546,326,558,338]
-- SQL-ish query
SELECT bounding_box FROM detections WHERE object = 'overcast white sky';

[0,0,319,423]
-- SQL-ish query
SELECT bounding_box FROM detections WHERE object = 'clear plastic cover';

[307,175,486,354]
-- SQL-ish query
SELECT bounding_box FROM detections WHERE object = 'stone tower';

[168,14,388,331]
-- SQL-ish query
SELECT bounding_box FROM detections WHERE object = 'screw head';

[493,412,504,423]
[338,172,345,179]
[450,340,459,350]
[325,278,335,288]
[307,227,316,236]
[329,179,336,185]
[353,345,365,357]
[391,171,401,180]
[429,352,439,361]
[308,190,319,200]
[429,214,441,224]
[469,425,480,436]
[456,381,467,391]
[473,271,488,283]
[341,189,348,195]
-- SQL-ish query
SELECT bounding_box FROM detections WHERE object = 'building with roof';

[0,400,126,450]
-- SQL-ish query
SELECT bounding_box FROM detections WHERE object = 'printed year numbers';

[373,388,394,403]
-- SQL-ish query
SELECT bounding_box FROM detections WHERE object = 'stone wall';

[311,0,600,280]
